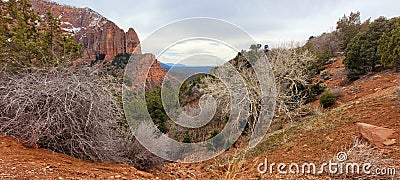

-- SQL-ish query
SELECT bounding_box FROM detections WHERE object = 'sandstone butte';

[31,0,166,90]
[31,0,142,60]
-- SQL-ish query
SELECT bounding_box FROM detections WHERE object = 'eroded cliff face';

[31,0,141,60]
[31,0,167,90]
[127,54,167,90]
[31,0,166,90]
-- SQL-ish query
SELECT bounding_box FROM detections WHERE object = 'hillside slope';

[0,136,154,179]
[156,57,400,179]
[1,57,399,179]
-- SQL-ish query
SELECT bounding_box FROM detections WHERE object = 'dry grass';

[205,148,250,179]
[330,138,398,179]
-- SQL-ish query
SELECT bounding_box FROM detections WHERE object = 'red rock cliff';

[31,0,141,60]
[31,0,167,90]
[128,54,167,90]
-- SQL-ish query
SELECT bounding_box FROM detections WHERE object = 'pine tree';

[336,12,362,50]
[42,11,62,64]
[378,25,400,71]
[1,0,82,70]
[0,1,11,61]
[7,0,42,65]
[344,16,397,75]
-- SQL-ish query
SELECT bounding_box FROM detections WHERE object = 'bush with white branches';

[0,70,128,162]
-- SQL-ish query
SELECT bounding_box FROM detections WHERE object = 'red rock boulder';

[356,123,396,146]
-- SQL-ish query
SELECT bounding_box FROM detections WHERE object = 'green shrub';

[347,71,361,81]
[210,129,220,139]
[112,53,131,69]
[320,91,337,108]
[145,87,170,133]
[183,133,191,143]
[207,135,225,151]
[311,83,326,96]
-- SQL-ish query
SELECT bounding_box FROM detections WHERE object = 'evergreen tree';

[0,1,11,61]
[1,0,82,70]
[7,0,42,66]
[363,16,389,70]
[378,24,400,71]
[145,87,169,133]
[336,11,362,50]
[344,16,397,75]
[40,11,82,67]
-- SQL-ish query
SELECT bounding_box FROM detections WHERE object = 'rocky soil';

[1,52,399,179]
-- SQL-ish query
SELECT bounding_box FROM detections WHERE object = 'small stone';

[58,177,63,180]
[326,136,334,142]
[11,167,16,170]
[383,139,396,146]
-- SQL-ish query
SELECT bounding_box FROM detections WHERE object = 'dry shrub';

[330,138,398,179]
[268,45,318,120]
[0,70,128,162]
[205,148,250,179]
[329,87,344,99]
[125,138,165,171]
[0,69,167,171]
[188,44,318,136]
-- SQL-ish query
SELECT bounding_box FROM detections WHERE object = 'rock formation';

[31,0,141,60]
[30,0,168,90]
[356,123,396,146]
[128,54,167,90]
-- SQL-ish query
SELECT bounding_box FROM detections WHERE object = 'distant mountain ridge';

[165,63,187,67]
[159,62,214,81]
[160,62,214,69]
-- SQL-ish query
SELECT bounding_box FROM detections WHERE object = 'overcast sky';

[53,0,400,66]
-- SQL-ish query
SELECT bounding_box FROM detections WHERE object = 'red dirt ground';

[1,57,399,179]
[0,136,154,179]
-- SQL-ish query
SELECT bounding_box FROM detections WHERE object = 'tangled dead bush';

[268,46,318,118]
[0,70,128,162]
[330,138,398,179]
[125,139,165,171]
[183,44,318,137]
